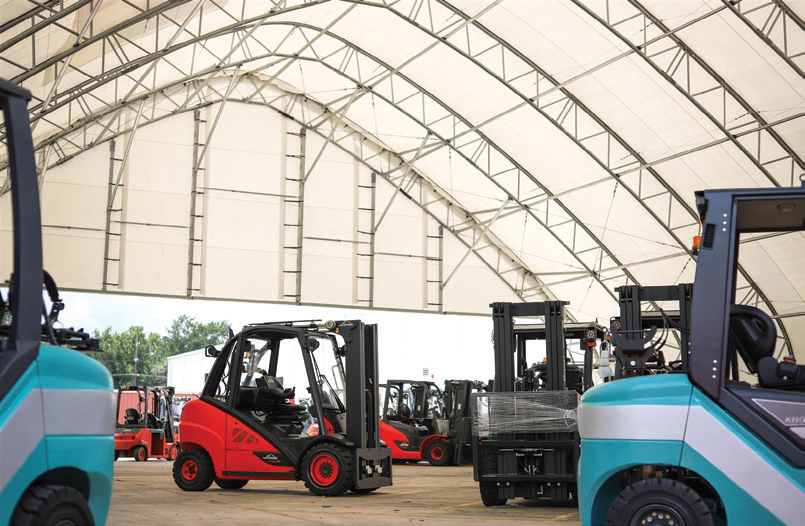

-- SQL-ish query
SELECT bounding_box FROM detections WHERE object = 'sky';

[56,290,499,387]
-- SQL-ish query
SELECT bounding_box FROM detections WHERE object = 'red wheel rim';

[170,447,178,460]
[182,460,198,481]
[310,453,339,487]
[136,448,145,461]
[431,446,444,460]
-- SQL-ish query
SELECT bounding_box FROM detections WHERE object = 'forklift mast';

[492,301,568,392]
[477,300,605,505]
[339,321,381,449]
[612,284,693,376]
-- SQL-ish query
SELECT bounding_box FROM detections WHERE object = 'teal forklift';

[0,79,115,525]
[578,183,805,525]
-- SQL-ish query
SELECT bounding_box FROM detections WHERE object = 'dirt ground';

[108,460,582,525]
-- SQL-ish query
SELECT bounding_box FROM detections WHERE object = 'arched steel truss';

[0,0,797,351]
[571,0,803,184]
[720,0,804,77]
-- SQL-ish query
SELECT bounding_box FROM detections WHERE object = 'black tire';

[479,482,506,506]
[168,444,180,461]
[10,484,94,526]
[114,450,119,461]
[606,478,714,526]
[133,446,147,462]
[301,443,354,497]
[215,478,249,490]
[173,449,215,492]
[424,440,453,466]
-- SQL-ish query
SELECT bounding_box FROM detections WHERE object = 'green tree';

[91,316,230,388]
[162,315,230,359]
[92,326,164,388]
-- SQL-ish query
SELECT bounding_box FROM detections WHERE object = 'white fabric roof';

[0,0,803,358]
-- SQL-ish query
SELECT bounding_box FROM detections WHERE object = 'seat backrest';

[235,387,258,411]
[124,408,140,425]
[400,404,412,419]
[729,304,777,374]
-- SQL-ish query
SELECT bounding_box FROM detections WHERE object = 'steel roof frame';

[0,0,795,350]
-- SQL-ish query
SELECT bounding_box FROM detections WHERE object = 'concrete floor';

[109,459,581,525]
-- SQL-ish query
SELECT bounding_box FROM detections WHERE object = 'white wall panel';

[8,101,590,316]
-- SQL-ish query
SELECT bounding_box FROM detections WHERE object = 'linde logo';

[261,453,278,461]
[784,416,805,425]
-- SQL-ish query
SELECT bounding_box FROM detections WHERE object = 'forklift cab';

[0,79,114,525]
[382,380,442,424]
[175,320,391,496]
[578,183,805,526]
[379,380,444,462]
[216,327,343,436]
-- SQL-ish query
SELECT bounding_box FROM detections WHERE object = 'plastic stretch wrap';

[471,391,580,436]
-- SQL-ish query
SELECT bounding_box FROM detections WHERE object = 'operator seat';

[255,376,308,426]
[146,413,159,430]
[124,408,140,425]
[730,305,805,390]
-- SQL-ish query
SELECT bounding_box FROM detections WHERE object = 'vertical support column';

[187,109,206,297]
[283,127,306,304]
[356,171,376,306]
[425,220,444,311]
[102,139,121,290]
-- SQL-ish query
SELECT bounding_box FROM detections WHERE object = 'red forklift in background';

[379,379,488,465]
[173,320,391,495]
[380,379,446,464]
[115,386,180,461]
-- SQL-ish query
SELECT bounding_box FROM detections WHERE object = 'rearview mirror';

[205,345,220,358]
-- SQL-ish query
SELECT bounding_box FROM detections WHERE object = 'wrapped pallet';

[471,390,580,437]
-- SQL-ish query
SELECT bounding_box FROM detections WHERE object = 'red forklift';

[173,320,392,495]
[115,386,180,461]
[380,379,446,463]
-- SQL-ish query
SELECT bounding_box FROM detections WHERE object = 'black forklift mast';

[0,79,43,401]
[477,300,599,505]
[613,284,693,376]
[336,320,381,450]
[492,301,568,392]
